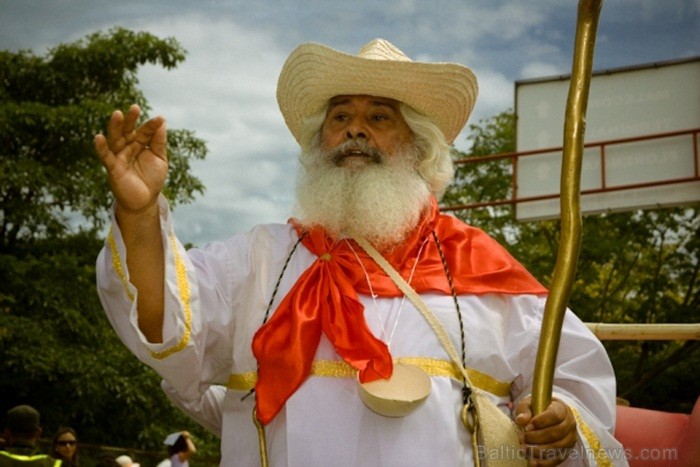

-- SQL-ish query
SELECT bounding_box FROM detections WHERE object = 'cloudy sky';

[1,0,698,246]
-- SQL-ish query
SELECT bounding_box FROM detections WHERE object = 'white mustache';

[330,140,384,165]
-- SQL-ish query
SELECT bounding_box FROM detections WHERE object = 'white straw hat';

[276,38,478,146]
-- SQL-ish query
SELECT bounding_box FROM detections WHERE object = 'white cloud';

[470,69,514,119]
[1,0,696,245]
[128,13,297,242]
[520,61,566,80]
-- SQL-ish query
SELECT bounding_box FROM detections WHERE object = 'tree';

[444,110,700,412]
[442,110,516,244]
[0,27,205,249]
[0,28,219,461]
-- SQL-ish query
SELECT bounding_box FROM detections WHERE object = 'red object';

[615,396,700,466]
[251,198,547,425]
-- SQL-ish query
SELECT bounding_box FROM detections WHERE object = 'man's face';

[296,99,430,248]
[320,95,414,169]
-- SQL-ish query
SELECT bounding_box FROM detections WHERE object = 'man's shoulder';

[200,223,296,252]
[221,222,295,240]
[250,222,296,237]
[230,222,298,250]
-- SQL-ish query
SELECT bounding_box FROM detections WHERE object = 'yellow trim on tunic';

[149,232,193,360]
[108,224,510,394]
[227,358,512,398]
[109,226,192,360]
[570,406,611,466]
[108,226,134,302]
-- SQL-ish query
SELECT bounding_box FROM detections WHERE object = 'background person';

[0,405,59,466]
[156,432,196,467]
[50,427,79,466]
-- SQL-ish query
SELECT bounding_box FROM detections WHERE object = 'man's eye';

[372,114,389,121]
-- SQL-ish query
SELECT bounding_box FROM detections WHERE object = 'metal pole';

[531,0,604,415]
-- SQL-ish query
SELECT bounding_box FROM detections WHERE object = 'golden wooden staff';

[531,0,604,415]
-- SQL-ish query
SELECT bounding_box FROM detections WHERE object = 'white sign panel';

[515,58,700,221]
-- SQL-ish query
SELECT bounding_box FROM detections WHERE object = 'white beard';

[294,139,432,250]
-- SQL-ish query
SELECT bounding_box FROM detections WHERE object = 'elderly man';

[95,39,625,466]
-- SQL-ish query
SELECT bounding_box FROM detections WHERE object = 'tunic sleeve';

[95,194,236,401]
[161,380,225,437]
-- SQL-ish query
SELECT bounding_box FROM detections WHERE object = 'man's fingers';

[529,400,569,430]
[518,399,577,465]
[103,105,165,161]
[131,116,166,145]
[105,104,144,152]
[514,397,533,428]
[105,109,125,152]
[121,104,141,135]
[522,417,574,445]
[148,118,167,158]
[94,134,113,168]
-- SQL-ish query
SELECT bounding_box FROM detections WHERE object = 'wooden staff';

[531,0,604,415]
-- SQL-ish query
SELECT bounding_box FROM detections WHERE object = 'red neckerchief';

[251,198,547,424]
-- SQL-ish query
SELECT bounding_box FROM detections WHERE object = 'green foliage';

[0,27,205,250]
[442,111,516,244]
[0,29,217,460]
[445,110,700,412]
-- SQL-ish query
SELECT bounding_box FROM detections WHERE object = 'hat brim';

[277,42,478,146]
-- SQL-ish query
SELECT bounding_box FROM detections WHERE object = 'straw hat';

[276,38,478,147]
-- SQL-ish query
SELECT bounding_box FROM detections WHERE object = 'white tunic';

[96,197,627,466]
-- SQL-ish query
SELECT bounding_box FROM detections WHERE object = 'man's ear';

[34,427,42,439]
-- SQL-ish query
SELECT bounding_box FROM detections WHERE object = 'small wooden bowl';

[358,362,432,417]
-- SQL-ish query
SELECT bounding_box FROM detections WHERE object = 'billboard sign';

[515,57,700,221]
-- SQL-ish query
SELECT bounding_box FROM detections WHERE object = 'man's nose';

[345,117,369,140]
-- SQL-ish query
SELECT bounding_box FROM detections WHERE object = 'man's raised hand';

[95,104,168,215]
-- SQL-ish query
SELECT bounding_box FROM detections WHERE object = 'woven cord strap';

[355,235,533,467]
[350,235,473,387]
[353,235,525,466]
